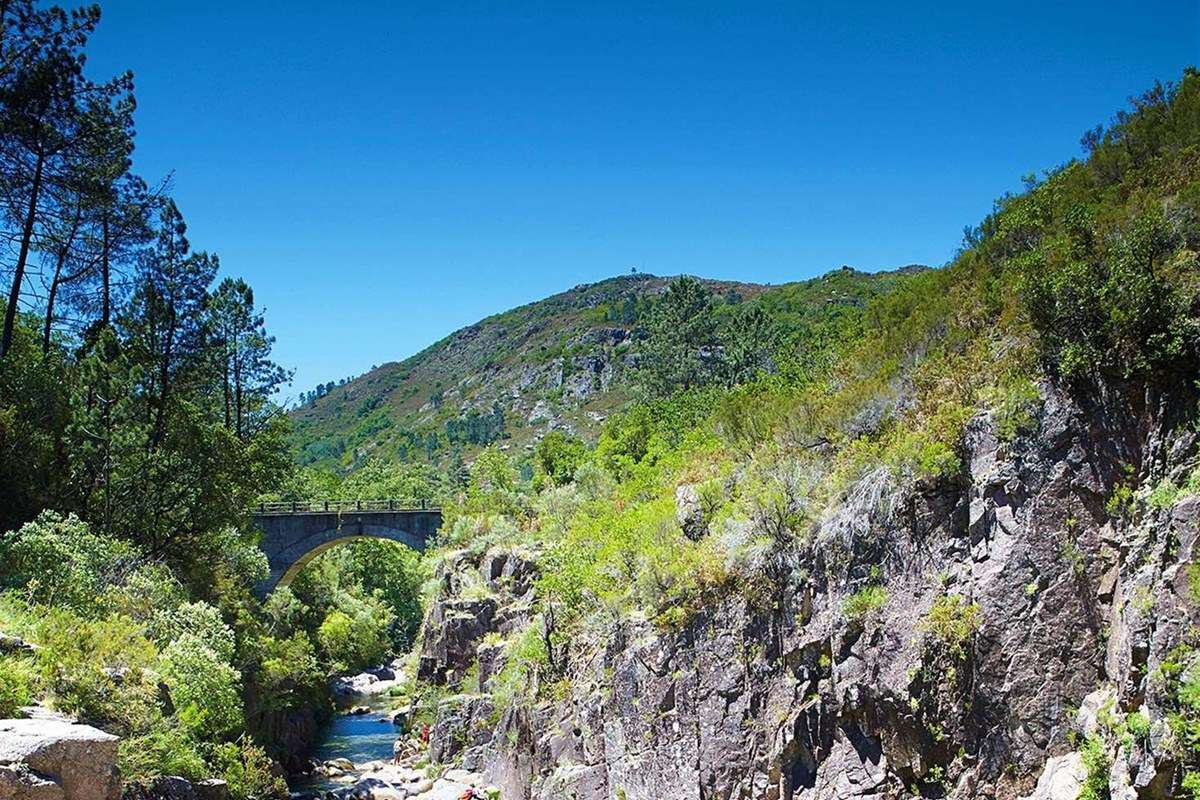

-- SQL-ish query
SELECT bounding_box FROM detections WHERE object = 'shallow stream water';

[289,691,399,794]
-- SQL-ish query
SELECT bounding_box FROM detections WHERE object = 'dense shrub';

[0,655,33,717]
[919,595,981,659]
[161,634,245,739]
[315,592,395,673]
[206,740,289,799]
[843,586,888,621]
[119,726,208,784]
[151,601,236,662]
[0,512,135,612]
[533,431,588,488]
[998,71,1200,382]
[31,608,161,734]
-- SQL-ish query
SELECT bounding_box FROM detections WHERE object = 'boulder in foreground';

[0,718,120,800]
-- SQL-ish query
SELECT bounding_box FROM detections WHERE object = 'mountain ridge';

[289,266,926,472]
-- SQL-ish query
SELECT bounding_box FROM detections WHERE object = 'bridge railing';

[254,499,436,515]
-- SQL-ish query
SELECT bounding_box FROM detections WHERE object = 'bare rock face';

[0,719,120,800]
[418,549,538,687]
[0,764,66,800]
[1018,754,1086,800]
[428,695,495,770]
[416,381,1200,799]
[674,483,707,541]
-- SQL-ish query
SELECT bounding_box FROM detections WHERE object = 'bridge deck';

[255,499,438,515]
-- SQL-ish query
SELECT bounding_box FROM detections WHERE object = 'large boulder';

[0,719,120,800]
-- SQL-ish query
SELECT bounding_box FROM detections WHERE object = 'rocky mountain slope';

[413,378,1198,800]
[289,269,919,472]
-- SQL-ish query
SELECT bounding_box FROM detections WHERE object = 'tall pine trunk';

[1,151,45,358]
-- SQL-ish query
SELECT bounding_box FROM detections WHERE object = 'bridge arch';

[252,504,441,597]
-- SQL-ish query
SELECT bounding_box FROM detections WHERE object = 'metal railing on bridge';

[254,499,437,515]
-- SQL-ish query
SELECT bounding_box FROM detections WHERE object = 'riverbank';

[287,665,500,800]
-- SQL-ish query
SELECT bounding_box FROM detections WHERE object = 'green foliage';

[205,739,289,800]
[250,631,325,714]
[0,512,134,612]
[160,634,244,739]
[999,72,1200,382]
[1106,483,1135,519]
[315,592,395,674]
[337,459,443,501]
[31,606,161,734]
[843,585,888,621]
[1161,645,1200,788]
[0,655,33,718]
[635,276,721,397]
[989,377,1042,441]
[1125,711,1150,741]
[1078,734,1111,800]
[445,402,507,447]
[1147,478,1181,510]
[151,601,236,662]
[919,595,981,660]
[118,726,208,784]
[533,431,588,488]
[492,622,553,710]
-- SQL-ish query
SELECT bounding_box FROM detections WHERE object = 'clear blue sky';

[85,1,1198,400]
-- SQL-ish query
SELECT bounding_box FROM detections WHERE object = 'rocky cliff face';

[415,380,1199,799]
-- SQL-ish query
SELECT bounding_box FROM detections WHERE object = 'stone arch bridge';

[252,500,442,597]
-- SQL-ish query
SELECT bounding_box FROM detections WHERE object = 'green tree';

[636,276,720,396]
[207,277,291,440]
[533,430,587,488]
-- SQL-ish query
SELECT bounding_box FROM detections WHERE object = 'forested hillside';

[288,267,921,475]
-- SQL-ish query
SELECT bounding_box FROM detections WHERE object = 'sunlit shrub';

[843,586,888,621]
[118,725,208,783]
[0,655,33,717]
[316,591,394,673]
[151,601,236,662]
[919,595,981,659]
[0,512,135,612]
[253,631,324,713]
[206,739,289,800]
[32,607,161,734]
[161,634,244,739]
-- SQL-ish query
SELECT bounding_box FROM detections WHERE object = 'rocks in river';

[384,707,410,730]
[331,666,402,703]
[0,718,121,800]
[298,765,491,800]
[347,706,371,716]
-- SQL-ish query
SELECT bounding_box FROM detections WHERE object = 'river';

[289,689,401,795]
